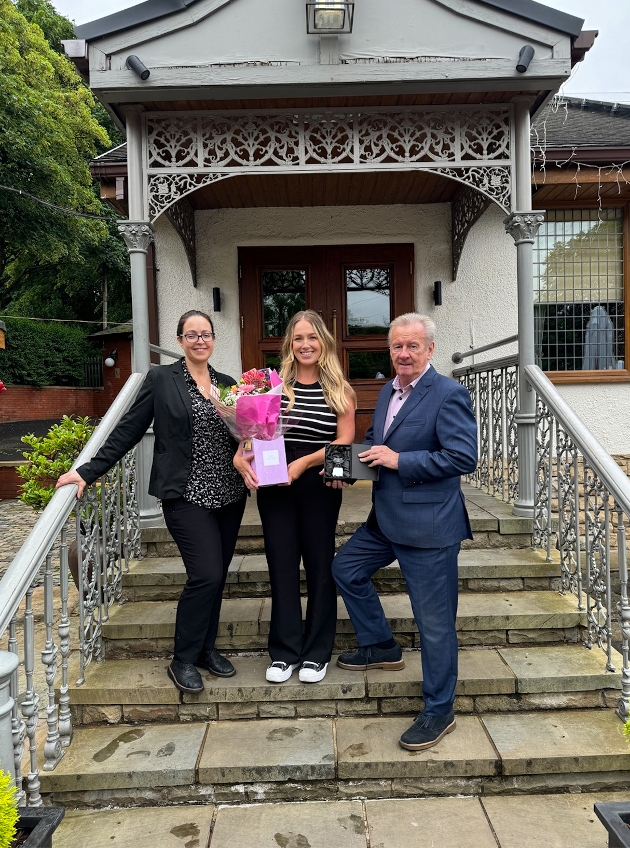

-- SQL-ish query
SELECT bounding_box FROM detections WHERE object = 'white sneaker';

[298,661,328,683]
[265,661,299,683]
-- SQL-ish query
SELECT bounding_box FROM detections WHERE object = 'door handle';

[331,309,337,342]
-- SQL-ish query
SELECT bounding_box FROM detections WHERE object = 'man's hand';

[358,445,399,470]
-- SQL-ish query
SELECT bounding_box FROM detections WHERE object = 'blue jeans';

[332,514,460,716]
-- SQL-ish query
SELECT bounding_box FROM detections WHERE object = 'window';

[533,208,626,373]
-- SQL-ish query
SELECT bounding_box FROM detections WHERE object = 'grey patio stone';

[198,717,335,783]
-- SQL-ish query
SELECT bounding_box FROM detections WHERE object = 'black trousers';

[256,445,342,665]
[162,495,246,663]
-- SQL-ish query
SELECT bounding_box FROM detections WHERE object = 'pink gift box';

[243,436,289,486]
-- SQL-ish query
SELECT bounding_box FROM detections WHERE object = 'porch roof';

[74,0,583,42]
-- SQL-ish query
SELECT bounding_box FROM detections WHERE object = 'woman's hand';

[321,470,349,489]
[285,457,309,485]
[234,447,259,490]
[55,469,87,498]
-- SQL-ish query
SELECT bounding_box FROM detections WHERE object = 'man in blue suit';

[332,313,478,751]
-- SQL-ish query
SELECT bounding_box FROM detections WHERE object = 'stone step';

[102,591,585,656]
[67,645,621,726]
[139,483,533,557]
[54,791,630,848]
[39,709,630,807]
[121,548,562,602]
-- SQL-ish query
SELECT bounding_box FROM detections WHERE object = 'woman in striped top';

[235,310,356,683]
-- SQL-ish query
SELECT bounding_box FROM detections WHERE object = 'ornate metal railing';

[525,364,630,720]
[452,353,519,503]
[0,373,145,804]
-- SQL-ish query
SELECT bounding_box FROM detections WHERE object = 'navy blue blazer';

[365,365,478,548]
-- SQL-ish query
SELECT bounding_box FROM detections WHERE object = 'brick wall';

[0,386,102,423]
[0,338,134,423]
[0,462,24,500]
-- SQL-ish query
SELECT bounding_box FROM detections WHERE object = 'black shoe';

[337,643,404,671]
[168,660,204,693]
[195,649,236,678]
[399,711,456,751]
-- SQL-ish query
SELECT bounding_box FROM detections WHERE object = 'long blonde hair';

[280,310,355,414]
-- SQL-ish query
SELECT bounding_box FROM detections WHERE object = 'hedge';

[0,316,99,387]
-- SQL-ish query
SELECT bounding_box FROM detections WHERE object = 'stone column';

[119,107,161,527]
[0,651,19,784]
[504,98,545,518]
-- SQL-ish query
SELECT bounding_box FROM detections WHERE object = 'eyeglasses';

[179,332,216,342]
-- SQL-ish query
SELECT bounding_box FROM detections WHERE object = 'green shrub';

[17,415,95,509]
[0,769,18,848]
[0,316,99,387]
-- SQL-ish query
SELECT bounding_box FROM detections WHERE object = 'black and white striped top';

[283,381,338,444]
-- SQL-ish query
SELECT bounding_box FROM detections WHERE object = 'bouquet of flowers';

[210,368,298,485]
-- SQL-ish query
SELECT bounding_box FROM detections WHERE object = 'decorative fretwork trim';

[143,106,514,221]
[166,197,197,288]
[451,185,491,280]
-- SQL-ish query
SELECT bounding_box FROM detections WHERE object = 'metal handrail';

[150,343,180,360]
[0,372,145,638]
[525,364,630,516]
[452,334,518,364]
[452,353,518,378]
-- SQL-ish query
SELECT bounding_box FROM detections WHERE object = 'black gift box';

[324,444,379,482]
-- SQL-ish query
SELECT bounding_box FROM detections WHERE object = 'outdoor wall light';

[306,1,354,34]
[126,55,150,80]
[212,287,222,313]
[516,45,535,73]
[104,349,118,368]
[433,280,443,306]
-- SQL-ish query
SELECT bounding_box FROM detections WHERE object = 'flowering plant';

[218,368,278,407]
[0,380,6,395]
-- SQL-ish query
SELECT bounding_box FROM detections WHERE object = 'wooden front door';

[239,244,415,440]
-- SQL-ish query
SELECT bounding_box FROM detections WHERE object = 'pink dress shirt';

[383,363,431,438]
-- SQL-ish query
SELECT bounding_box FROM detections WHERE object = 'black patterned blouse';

[181,360,246,509]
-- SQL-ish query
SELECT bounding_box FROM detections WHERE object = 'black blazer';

[77,359,236,500]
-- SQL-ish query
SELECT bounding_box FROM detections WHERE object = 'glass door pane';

[345,267,392,335]
[262,269,307,338]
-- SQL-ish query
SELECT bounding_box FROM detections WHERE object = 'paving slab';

[458,547,560,579]
[260,596,354,634]
[457,591,584,630]
[55,805,215,848]
[185,654,365,703]
[366,649,515,698]
[125,557,186,585]
[499,645,623,693]
[463,487,533,534]
[103,598,263,639]
[336,716,498,779]
[39,722,207,792]
[67,658,179,704]
[482,710,630,775]
[211,800,366,848]
[198,718,335,783]
[482,791,630,848]
[365,797,497,848]
[463,503,498,531]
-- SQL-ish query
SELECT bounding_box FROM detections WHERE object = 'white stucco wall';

[154,201,630,454]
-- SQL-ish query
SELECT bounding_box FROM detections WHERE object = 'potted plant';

[0,769,64,848]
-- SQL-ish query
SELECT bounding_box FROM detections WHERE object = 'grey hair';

[388,313,436,345]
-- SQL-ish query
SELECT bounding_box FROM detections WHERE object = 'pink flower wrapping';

[210,369,292,442]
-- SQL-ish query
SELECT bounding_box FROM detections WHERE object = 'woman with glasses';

[56,310,247,695]
[234,310,355,684]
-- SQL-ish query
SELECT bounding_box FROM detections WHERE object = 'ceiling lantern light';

[306,1,355,34]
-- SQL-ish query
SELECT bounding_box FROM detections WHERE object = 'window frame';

[534,200,630,384]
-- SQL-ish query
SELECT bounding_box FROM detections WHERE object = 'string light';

[532,96,630,214]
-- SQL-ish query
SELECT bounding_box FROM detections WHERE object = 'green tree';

[0,0,130,324]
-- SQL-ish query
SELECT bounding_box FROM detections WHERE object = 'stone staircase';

[42,484,630,810]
